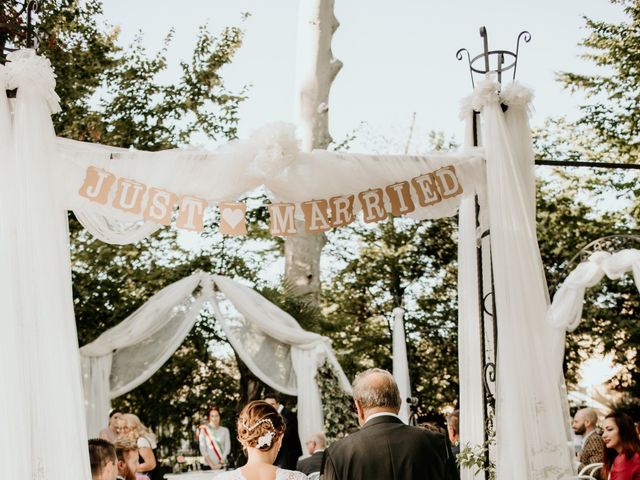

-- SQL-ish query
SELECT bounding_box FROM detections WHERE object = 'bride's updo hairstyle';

[237,400,285,452]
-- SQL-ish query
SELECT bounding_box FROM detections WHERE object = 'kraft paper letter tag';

[112,178,147,214]
[268,203,298,236]
[385,181,416,216]
[301,200,331,233]
[78,166,115,205]
[358,189,387,223]
[329,195,355,228]
[144,188,177,225]
[176,196,208,232]
[219,202,247,236]
[433,166,463,199]
[411,172,441,207]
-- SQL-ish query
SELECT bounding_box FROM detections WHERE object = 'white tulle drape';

[547,249,640,332]
[80,273,351,450]
[468,79,574,479]
[392,307,411,424]
[1,50,90,479]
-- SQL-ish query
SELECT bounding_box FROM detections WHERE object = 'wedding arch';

[80,271,351,447]
[0,47,576,480]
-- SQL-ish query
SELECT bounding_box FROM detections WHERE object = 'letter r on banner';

[433,166,463,199]
[78,166,115,204]
[268,203,298,236]
[176,196,208,232]
[301,200,330,233]
[144,188,177,225]
[358,189,387,223]
[329,195,355,228]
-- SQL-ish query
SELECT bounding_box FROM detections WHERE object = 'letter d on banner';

[268,203,297,236]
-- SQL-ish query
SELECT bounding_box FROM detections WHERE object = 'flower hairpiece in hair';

[257,430,275,448]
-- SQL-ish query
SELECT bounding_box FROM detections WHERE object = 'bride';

[218,401,308,480]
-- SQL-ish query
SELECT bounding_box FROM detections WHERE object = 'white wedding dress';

[217,467,308,480]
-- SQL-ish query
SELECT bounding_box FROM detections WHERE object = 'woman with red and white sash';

[199,406,231,469]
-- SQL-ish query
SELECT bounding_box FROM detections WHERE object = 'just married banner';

[78,164,464,236]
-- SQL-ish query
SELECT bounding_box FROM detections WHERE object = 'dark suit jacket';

[275,406,303,470]
[297,450,324,475]
[322,415,459,480]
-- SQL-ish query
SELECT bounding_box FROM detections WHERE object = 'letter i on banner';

[143,188,177,225]
[219,202,247,235]
[301,200,330,233]
[78,166,116,204]
[176,195,208,232]
[268,203,297,236]
[358,189,387,223]
[385,181,416,216]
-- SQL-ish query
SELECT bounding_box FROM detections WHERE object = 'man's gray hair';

[308,431,326,448]
[352,368,401,411]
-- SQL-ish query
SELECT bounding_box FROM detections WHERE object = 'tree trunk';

[285,0,342,303]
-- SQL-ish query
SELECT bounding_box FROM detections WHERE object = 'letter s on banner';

[144,188,177,225]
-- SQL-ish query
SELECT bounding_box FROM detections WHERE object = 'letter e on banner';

[301,200,330,233]
[176,196,208,232]
[112,178,147,214]
[268,203,298,236]
[219,202,247,236]
[144,188,177,225]
[411,173,441,207]
[358,189,387,223]
[329,195,355,228]
[78,166,115,205]
[385,181,415,216]
[434,165,463,199]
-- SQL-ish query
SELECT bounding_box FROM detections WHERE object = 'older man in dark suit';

[321,368,459,480]
[297,431,326,475]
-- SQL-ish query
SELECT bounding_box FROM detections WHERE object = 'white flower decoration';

[257,430,275,448]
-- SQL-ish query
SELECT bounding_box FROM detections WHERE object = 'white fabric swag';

[547,249,640,332]
[80,271,351,451]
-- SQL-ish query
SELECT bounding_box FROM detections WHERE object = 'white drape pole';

[392,307,411,424]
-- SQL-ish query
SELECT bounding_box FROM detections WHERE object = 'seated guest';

[602,411,640,480]
[264,392,303,469]
[321,368,459,480]
[296,432,326,475]
[122,413,160,480]
[572,407,604,472]
[115,437,139,480]
[89,438,118,480]
[198,405,231,469]
[100,410,123,443]
[216,400,307,480]
[446,410,460,457]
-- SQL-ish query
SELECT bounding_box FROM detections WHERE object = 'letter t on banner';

[176,196,208,232]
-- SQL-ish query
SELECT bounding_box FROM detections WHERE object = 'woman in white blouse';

[198,405,232,469]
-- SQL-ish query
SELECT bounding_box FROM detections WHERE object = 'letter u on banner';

[113,178,146,214]
[268,203,298,236]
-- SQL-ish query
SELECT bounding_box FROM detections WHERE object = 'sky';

[100,0,627,151]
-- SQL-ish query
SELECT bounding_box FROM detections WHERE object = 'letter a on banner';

[268,203,297,236]
[144,188,177,225]
[301,200,331,233]
[358,189,387,223]
[385,181,416,216]
[433,166,463,198]
[78,166,116,204]
[219,202,247,236]
[176,196,208,232]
